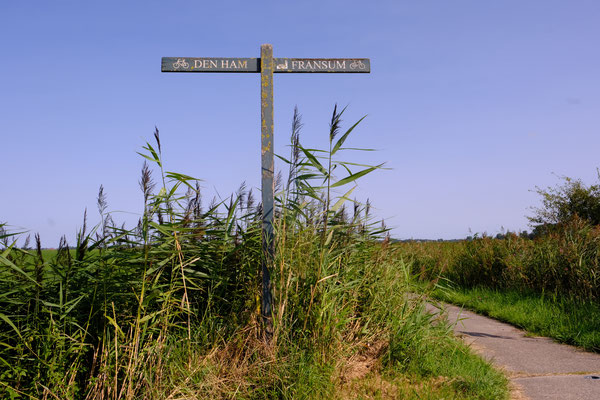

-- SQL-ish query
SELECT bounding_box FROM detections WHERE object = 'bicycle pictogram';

[349,60,366,70]
[172,58,189,70]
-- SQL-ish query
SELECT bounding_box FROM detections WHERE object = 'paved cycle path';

[426,302,600,400]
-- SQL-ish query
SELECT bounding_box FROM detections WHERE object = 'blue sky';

[2,1,600,246]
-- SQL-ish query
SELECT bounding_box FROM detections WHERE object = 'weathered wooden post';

[260,44,274,327]
[161,45,370,332]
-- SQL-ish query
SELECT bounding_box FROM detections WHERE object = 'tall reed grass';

[400,217,600,303]
[0,108,507,399]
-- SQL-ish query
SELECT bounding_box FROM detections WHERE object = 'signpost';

[162,44,370,332]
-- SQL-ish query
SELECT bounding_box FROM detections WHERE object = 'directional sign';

[161,57,370,73]
[162,57,259,73]
[273,58,370,73]
[162,45,370,336]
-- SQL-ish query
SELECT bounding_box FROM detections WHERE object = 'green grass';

[40,248,71,258]
[432,286,600,352]
[384,302,509,400]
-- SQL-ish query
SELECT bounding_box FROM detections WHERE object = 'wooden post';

[260,44,274,329]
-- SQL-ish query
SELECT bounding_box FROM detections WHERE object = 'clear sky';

[2,1,600,246]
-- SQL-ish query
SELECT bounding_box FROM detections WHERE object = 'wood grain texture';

[260,44,274,327]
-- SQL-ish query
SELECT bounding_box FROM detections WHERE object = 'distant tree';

[529,172,600,235]
[519,230,532,240]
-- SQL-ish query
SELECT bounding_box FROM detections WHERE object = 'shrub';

[529,173,600,235]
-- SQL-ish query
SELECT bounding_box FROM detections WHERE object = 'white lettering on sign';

[182,59,250,70]
[289,60,348,70]
[165,57,367,72]
[193,59,219,69]
[221,59,248,69]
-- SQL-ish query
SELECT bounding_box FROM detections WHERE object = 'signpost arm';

[260,44,274,331]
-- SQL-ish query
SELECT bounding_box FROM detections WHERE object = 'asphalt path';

[426,302,600,400]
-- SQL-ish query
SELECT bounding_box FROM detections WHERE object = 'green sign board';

[161,57,370,73]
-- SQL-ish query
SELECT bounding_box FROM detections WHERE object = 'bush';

[529,173,600,235]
